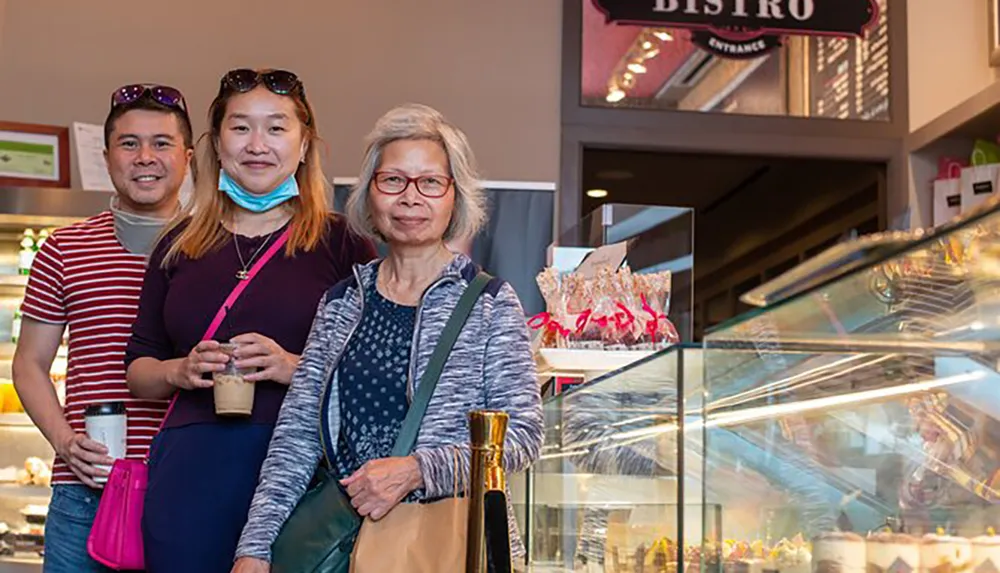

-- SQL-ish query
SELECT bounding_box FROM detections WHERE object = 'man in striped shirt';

[12,84,194,573]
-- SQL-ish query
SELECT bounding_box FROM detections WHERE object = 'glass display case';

[698,199,1000,573]
[0,187,107,572]
[0,226,62,572]
[520,199,1000,572]
[514,344,713,573]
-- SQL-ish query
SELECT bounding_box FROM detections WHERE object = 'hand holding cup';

[213,342,256,416]
[171,340,228,390]
[229,333,299,386]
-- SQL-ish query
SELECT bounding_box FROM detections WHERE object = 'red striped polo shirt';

[20,211,169,485]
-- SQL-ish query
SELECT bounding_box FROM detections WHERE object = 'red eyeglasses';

[372,171,453,198]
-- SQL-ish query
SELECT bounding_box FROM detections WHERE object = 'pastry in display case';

[0,426,53,568]
[698,200,1000,573]
[511,344,712,573]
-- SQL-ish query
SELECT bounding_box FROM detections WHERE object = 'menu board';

[808,0,889,121]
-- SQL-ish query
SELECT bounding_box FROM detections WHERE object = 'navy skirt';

[142,422,274,573]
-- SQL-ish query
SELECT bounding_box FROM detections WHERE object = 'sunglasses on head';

[222,69,303,96]
[111,84,187,111]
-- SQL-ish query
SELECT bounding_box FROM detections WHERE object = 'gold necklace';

[233,226,279,280]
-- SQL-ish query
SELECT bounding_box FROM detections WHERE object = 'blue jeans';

[43,484,114,573]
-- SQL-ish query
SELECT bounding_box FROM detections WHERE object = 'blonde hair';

[345,103,486,243]
[163,71,329,265]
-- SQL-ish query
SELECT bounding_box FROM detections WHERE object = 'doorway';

[581,149,886,339]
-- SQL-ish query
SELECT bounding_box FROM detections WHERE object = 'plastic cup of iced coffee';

[213,343,255,416]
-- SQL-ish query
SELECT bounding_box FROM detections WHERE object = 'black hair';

[103,94,194,150]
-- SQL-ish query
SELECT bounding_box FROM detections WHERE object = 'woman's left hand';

[341,456,424,520]
[230,333,300,385]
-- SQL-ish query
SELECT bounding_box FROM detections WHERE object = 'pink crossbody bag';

[87,227,291,570]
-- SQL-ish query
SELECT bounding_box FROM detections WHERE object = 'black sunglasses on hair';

[222,69,303,96]
[111,84,187,111]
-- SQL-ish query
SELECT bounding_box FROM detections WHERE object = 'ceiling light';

[644,48,660,59]
[654,30,673,41]
[605,88,626,103]
[627,63,647,74]
[586,188,609,198]
[642,41,653,50]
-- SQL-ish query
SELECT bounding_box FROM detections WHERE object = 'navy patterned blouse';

[334,269,415,481]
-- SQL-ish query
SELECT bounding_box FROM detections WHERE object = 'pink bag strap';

[146,226,292,456]
[200,226,292,344]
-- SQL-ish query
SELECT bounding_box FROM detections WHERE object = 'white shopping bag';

[932,163,961,226]
[960,149,1000,214]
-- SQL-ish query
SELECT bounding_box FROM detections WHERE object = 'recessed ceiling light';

[586,188,609,198]
[605,88,626,103]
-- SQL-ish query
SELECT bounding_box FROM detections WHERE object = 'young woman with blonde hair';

[125,68,376,573]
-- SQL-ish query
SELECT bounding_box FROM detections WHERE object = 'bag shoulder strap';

[202,226,292,342]
[390,271,492,457]
[148,226,292,451]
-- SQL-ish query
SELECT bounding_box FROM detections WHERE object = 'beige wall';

[907,0,1000,130]
[0,0,560,187]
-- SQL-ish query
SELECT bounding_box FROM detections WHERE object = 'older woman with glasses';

[124,68,376,573]
[231,103,543,572]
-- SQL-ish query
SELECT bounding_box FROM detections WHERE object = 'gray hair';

[345,103,487,243]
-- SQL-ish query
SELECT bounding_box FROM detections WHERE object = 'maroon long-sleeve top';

[125,215,378,429]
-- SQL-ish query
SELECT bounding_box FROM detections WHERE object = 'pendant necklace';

[233,224,279,280]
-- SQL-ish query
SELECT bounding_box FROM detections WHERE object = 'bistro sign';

[592,0,880,59]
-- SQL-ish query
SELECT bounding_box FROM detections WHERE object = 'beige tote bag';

[350,449,468,572]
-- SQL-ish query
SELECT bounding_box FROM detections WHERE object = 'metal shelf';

[0,276,26,289]
[0,414,31,428]
[535,348,655,380]
[0,555,43,573]
[0,484,49,500]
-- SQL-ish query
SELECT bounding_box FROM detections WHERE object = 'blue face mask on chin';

[218,169,300,213]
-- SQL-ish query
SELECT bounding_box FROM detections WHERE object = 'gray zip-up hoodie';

[235,253,544,562]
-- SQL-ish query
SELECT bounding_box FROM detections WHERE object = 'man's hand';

[55,432,115,489]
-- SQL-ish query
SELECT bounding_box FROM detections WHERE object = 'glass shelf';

[698,200,1000,571]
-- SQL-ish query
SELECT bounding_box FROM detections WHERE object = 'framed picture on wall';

[0,121,71,188]
[991,0,1000,66]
